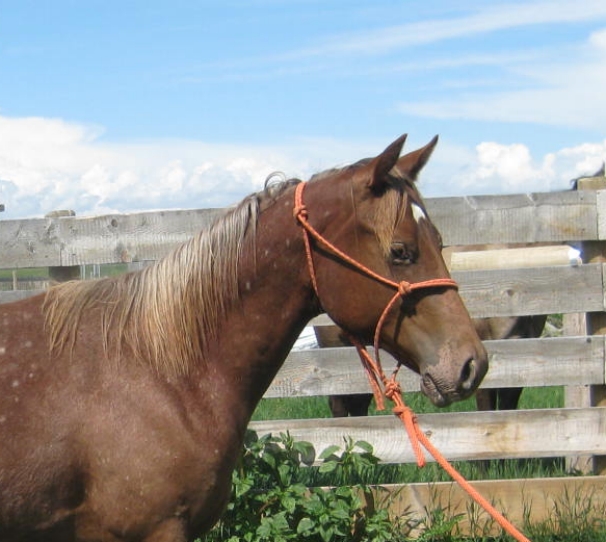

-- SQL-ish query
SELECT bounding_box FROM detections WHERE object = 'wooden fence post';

[45,210,81,282]
[566,176,606,474]
[563,312,590,473]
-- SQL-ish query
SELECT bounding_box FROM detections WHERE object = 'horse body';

[0,134,487,541]
[2,295,237,540]
[0,201,315,541]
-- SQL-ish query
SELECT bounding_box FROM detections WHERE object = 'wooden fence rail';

[0,189,602,269]
[2,183,606,532]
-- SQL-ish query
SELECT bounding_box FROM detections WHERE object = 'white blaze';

[412,203,426,223]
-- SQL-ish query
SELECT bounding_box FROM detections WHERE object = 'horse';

[0,134,488,542]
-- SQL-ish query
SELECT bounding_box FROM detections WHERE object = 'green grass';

[0,263,131,280]
[0,267,49,280]
[252,386,564,421]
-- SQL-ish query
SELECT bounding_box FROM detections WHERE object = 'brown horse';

[0,134,487,542]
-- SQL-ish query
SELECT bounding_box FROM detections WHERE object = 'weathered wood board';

[250,407,606,464]
[267,335,605,398]
[372,476,606,536]
[0,190,600,268]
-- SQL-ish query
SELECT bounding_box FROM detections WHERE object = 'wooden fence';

[2,180,606,532]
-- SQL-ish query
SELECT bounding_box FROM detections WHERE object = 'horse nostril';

[460,358,477,391]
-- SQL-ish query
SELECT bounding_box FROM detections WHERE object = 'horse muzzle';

[420,348,488,407]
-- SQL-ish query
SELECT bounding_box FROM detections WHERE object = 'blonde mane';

[43,180,298,375]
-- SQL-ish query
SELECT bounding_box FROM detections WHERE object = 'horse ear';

[395,135,439,182]
[367,134,408,192]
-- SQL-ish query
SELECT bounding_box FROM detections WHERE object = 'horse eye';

[390,243,415,265]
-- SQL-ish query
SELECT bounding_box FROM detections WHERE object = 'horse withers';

[0,134,488,542]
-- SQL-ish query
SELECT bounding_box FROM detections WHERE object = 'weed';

[201,431,398,542]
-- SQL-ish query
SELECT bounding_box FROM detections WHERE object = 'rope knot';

[398,281,413,297]
[384,379,402,400]
[293,203,308,221]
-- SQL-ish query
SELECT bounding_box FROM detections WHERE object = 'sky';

[1,0,606,219]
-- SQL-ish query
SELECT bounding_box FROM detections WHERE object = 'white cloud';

[470,143,542,191]
[589,27,606,49]
[274,1,606,59]
[0,116,311,218]
[0,116,381,218]
[0,115,604,219]
[175,2,606,85]
[398,26,606,130]
[424,140,606,196]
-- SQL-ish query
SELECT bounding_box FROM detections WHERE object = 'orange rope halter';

[293,181,530,542]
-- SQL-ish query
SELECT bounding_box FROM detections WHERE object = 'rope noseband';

[293,181,531,542]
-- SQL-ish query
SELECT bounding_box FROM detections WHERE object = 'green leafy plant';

[201,431,398,542]
[200,430,606,542]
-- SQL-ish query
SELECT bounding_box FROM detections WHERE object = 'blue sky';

[1,0,605,218]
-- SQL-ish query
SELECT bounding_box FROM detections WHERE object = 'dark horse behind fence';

[0,134,488,542]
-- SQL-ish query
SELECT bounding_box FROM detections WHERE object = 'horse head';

[299,134,488,406]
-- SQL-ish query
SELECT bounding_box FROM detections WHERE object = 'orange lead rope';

[349,338,531,542]
[294,182,531,542]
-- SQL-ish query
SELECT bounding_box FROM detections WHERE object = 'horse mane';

[43,179,300,375]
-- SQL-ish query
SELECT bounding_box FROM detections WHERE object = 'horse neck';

[204,189,319,412]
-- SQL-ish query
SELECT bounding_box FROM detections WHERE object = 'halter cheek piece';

[293,181,458,358]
